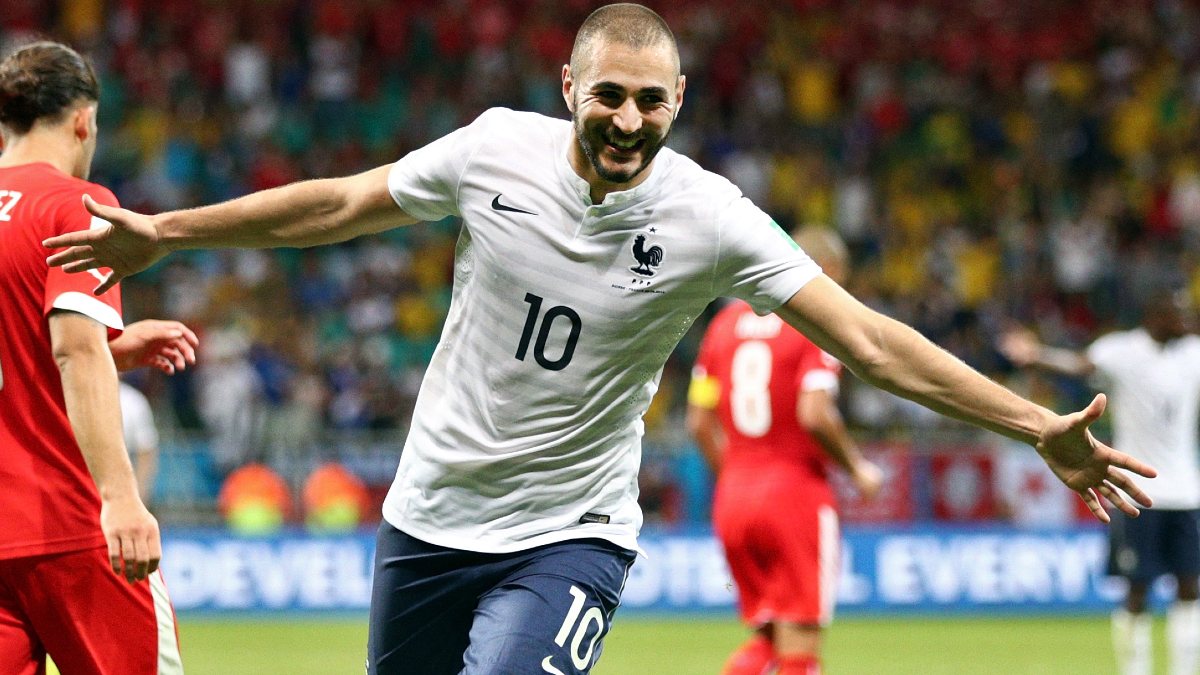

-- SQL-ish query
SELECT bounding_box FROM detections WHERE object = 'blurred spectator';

[198,328,265,475]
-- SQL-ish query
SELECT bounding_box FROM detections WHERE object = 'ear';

[674,75,686,120]
[562,64,575,113]
[72,105,95,143]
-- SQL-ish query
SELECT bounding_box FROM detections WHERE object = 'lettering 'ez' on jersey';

[0,163,123,559]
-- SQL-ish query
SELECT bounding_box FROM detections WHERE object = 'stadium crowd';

[5,0,1200,519]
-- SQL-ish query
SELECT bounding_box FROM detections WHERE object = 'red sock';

[777,654,822,675]
[722,634,774,675]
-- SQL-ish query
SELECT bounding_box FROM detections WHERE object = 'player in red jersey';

[0,42,195,674]
[689,227,883,675]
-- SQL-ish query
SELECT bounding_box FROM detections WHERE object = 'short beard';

[573,111,671,185]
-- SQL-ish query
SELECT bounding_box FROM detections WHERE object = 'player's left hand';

[1036,393,1157,522]
[99,492,161,583]
[109,320,198,374]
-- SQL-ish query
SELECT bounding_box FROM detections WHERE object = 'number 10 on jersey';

[516,293,582,371]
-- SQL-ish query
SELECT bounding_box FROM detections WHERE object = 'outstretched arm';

[44,165,416,294]
[775,275,1155,521]
[998,326,1095,377]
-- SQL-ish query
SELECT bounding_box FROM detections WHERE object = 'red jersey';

[0,162,123,559]
[691,300,842,484]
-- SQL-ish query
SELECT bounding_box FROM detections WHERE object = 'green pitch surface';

[60,614,1164,673]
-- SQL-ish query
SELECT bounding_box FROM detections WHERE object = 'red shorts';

[0,546,182,675]
[713,469,839,628]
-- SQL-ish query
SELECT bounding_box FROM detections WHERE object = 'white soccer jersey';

[1087,328,1200,509]
[384,108,821,553]
[119,381,158,453]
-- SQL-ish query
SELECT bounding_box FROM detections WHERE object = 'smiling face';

[563,38,684,199]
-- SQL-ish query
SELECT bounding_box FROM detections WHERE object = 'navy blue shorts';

[367,522,637,675]
[1108,508,1200,583]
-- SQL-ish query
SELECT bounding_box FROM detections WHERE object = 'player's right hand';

[99,492,162,583]
[43,195,167,295]
[998,326,1041,367]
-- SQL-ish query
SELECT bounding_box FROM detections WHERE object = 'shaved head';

[562,3,685,198]
[570,3,679,80]
[793,226,850,284]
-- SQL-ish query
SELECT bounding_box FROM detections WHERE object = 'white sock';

[1168,600,1200,675]
[1113,608,1153,675]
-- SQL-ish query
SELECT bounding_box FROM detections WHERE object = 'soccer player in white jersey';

[46,4,1156,673]
[120,380,160,503]
[1002,289,1200,675]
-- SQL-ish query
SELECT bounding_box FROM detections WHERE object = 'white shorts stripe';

[149,570,184,674]
[817,505,840,626]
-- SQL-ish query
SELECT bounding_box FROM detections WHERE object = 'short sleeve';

[1085,334,1123,379]
[44,185,122,332]
[714,196,822,314]
[387,108,498,222]
[120,384,159,451]
[1189,339,1200,375]
[797,343,842,395]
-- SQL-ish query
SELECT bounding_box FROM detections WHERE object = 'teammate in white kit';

[1003,290,1200,675]
[46,4,1156,673]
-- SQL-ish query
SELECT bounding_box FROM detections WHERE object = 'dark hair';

[0,41,99,135]
[570,3,679,78]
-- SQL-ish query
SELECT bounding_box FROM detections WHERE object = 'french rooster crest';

[629,234,663,277]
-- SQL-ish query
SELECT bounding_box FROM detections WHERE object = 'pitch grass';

[52,614,1164,673]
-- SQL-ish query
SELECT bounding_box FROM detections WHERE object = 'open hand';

[1037,393,1157,522]
[43,195,167,295]
[110,320,199,374]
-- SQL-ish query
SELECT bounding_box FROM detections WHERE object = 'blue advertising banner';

[161,525,1152,614]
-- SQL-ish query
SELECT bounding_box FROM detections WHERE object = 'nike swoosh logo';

[541,655,566,675]
[492,194,538,215]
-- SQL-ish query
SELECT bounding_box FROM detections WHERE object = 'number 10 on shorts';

[546,585,604,673]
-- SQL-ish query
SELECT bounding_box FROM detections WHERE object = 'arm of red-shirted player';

[797,388,883,499]
[686,403,725,474]
[109,319,199,375]
[686,334,726,473]
[774,274,1156,523]
[49,311,160,583]
[43,165,415,294]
